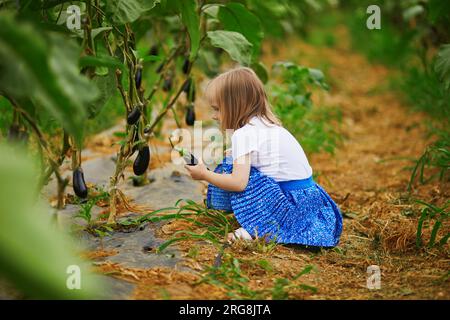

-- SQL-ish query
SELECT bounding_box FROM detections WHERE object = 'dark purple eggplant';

[162,77,173,92]
[135,67,142,90]
[133,145,150,176]
[183,151,199,166]
[7,124,20,141]
[127,106,141,125]
[185,104,196,126]
[149,45,158,57]
[73,168,88,198]
[182,58,191,74]
[182,78,196,102]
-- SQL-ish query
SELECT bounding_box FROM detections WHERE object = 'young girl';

[185,67,342,247]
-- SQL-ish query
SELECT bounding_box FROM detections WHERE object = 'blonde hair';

[205,67,281,131]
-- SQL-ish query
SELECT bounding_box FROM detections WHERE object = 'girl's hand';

[184,162,208,180]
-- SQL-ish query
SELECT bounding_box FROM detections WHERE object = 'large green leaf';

[246,0,285,38]
[105,0,159,25]
[196,49,220,78]
[435,44,450,91]
[217,2,263,61]
[0,14,98,144]
[72,27,113,40]
[428,0,450,23]
[0,144,103,299]
[207,30,253,66]
[79,54,125,72]
[87,71,117,119]
[176,0,200,61]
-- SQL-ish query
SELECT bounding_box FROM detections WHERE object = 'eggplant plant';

[0,0,326,224]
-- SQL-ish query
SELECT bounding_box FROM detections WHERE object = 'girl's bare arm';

[185,154,251,192]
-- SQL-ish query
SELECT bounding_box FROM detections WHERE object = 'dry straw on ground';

[87,25,449,300]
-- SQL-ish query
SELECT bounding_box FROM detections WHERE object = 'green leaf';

[439,233,450,246]
[0,15,98,144]
[91,27,113,39]
[176,0,200,60]
[416,208,427,247]
[218,2,263,60]
[203,4,219,18]
[41,0,74,9]
[247,0,285,38]
[402,5,424,21]
[132,47,162,62]
[196,49,220,77]
[79,54,125,72]
[298,284,318,293]
[428,0,450,23]
[308,68,329,90]
[434,44,450,91]
[87,71,116,119]
[293,265,313,280]
[207,30,253,66]
[0,144,103,298]
[105,0,159,25]
[251,61,268,84]
[429,220,442,247]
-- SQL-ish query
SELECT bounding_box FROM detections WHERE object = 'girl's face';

[211,104,221,124]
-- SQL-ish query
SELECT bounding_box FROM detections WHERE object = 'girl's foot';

[227,227,253,243]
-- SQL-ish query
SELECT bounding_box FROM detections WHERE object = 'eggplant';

[183,152,199,166]
[127,106,141,125]
[7,124,20,141]
[135,67,142,90]
[182,58,191,74]
[182,78,196,102]
[162,77,173,92]
[149,45,158,57]
[133,145,150,176]
[185,104,196,126]
[73,168,88,198]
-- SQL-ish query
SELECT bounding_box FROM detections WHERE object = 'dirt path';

[94,25,449,300]
[264,26,449,299]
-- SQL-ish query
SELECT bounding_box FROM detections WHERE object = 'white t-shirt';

[231,116,313,182]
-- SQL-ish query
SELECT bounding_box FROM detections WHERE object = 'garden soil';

[80,25,449,300]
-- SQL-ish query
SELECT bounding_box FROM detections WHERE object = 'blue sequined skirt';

[206,158,343,247]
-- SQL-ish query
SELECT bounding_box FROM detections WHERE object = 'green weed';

[270,61,342,155]
[74,186,110,225]
[198,253,316,300]
[415,199,449,249]
[400,67,450,120]
[118,199,240,252]
[408,128,450,191]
